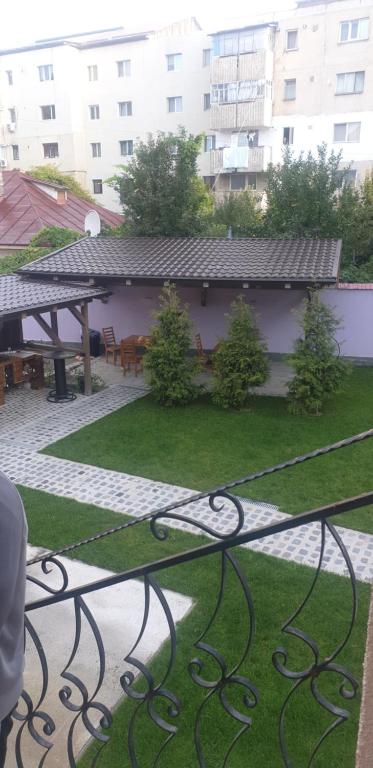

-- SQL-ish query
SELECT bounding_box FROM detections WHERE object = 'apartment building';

[0,1,372,210]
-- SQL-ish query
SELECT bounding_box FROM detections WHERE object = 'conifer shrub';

[287,291,350,415]
[212,296,269,409]
[145,285,201,405]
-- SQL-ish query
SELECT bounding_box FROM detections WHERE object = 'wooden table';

[121,335,151,346]
[0,351,44,405]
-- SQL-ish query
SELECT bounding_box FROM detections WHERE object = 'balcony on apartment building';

[210,25,275,131]
[209,144,272,174]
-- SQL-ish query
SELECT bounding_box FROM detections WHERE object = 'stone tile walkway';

[1,370,372,583]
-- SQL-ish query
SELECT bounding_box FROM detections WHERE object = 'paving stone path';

[1,382,373,583]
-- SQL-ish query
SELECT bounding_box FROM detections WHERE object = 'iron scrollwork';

[273,520,358,767]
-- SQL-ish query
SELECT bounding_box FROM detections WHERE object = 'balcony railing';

[209,146,272,174]
[9,428,373,766]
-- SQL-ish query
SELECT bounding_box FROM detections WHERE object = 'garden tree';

[0,226,82,275]
[264,144,349,237]
[107,130,213,235]
[144,284,201,405]
[287,291,350,415]
[208,191,263,238]
[212,296,269,409]
[28,164,95,202]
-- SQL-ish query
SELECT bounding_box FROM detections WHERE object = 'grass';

[44,367,373,534]
[22,486,371,768]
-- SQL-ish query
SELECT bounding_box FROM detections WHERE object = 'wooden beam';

[50,310,62,348]
[33,313,63,347]
[67,306,85,327]
[81,303,92,396]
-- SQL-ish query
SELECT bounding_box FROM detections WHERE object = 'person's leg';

[0,714,13,768]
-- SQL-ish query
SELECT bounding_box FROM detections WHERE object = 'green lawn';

[44,368,373,534]
[22,486,370,768]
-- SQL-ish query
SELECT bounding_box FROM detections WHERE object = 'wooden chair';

[102,327,121,365]
[121,342,143,376]
[195,333,212,367]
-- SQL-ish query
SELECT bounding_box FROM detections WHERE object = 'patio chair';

[102,327,121,365]
[121,342,143,377]
[195,334,212,367]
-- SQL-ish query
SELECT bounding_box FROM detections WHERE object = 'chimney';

[56,188,67,205]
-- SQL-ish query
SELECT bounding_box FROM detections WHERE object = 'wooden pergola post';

[81,303,92,396]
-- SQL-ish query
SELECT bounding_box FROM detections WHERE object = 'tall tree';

[209,191,263,237]
[108,130,213,236]
[264,144,349,237]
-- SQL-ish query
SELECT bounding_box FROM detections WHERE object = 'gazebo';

[0,274,110,402]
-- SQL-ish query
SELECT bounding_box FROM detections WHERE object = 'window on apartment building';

[202,48,211,66]
[336,71,365,94]
[213,28,267,57]
[167,96,183,113]
[6,70,13,85]
[247,173,257,189]
[43,142,59,158]
[247,130,259,147]
[92,179,103,194]
[40,104,56,120]
[88,65,98,81]
[211,80,266,104]
[117,59,131,77]
[91,142,101,158]
[12,145,19,161]
[119,140,134,156]
[333,122,361,142]
[204,135,216,152]
[8,108,16,123]
[286,30,298,50]
[230,174,246,191]
[203,175,215,189]
[339,18,369,43]
[118,101,133,117]
[283,126,294,145]
[38,64,54,81]
[167,53,182,72]
[89,104,100,119]
[204,93,211,110]
[284,78,296,100]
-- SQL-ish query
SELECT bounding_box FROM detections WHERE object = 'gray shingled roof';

[19,236,341,285]
[0,275,110,319]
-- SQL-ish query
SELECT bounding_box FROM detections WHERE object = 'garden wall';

[22,284,373,360]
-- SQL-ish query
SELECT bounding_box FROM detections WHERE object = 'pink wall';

[22,284,373,359]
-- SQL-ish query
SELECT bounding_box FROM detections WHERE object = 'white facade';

[1,2,373,210]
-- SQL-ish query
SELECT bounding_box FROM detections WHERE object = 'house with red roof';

[0,169,123,256]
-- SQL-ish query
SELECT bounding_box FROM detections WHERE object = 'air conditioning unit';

[7,123,16,133]
[0,159,8,168]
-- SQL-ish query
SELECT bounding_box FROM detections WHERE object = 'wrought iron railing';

[11,428,373,767]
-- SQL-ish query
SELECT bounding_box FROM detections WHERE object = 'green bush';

[287,291,350,415]
[212,296,269,409]
[144,285,201,405]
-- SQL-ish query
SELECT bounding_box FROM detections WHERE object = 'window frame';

[38,64,54,82]
[6,70,13,85]
[204,93,211,111]
[88,65,98,82]
[202,48,211,67]
[167,96,183,113]
[12,144,19,161]
[40,104,56,120]
[339,17,369,43]
[8,108,16,123]
[333,121,361,143]
[336,71,365,94]
[118,101,133,117]
[204,135,216,152]
[119,139,134,156]
[284,78,296,101]
[230,173,246,191]
[117,59,131,77]
[43,142,59,159]
[286,29,298,51]
[283,126,295,145]
[92,179,103,195]
[91,142,101,158]
[89,104,100,120]
[166,53,182,72]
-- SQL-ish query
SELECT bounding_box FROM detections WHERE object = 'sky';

[0,0,296,48]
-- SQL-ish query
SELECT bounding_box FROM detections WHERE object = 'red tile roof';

[338,283,373,290]
[0,170,123,247]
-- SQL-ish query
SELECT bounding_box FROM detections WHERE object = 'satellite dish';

[84,210,101,237]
